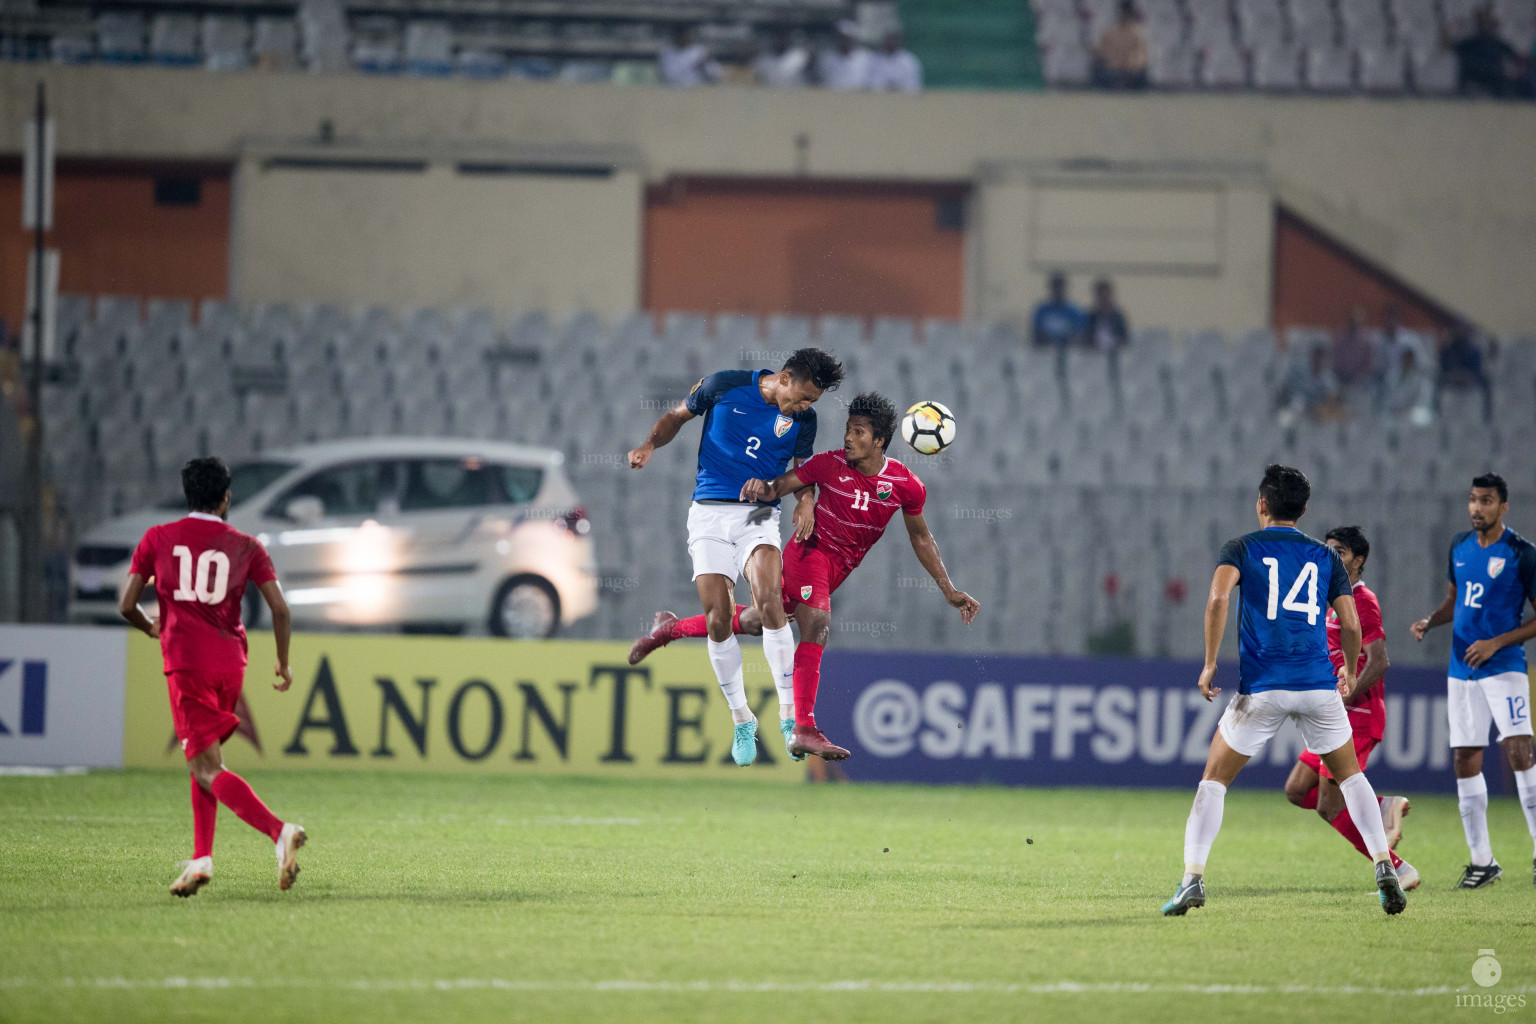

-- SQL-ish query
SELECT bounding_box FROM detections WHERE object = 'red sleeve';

[247,538,277,586]
[901,472,927,516]
[129,529,157,578]
[1356,587,1385,645]
[794,452,833,486]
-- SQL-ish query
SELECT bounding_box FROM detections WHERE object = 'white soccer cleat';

[1379,796,1410,850]
[276,823,306,891]
[1395,860,1421,891]
[170,856,212,898]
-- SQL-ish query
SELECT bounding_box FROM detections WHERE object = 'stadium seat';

[253,17,300,70]
[1150,41,1199,86]
[1252,40,1302,88]
[149,15,199,66]
[1357,42,1407,91]
[1199,40,1249,88]
[1409,46,1458,93]
[1042,41,1091,86]
[202,16,251,71]
[404,21,452,75]
[1304,44,1354,90]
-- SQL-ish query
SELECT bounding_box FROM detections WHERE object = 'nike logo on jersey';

[1456,561,1466,567]
[732,409,747,414]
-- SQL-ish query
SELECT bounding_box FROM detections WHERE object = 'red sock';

[671,605,748,639]
[191,777,217,860]
[1299,786,1319,810]
[1329,808,1402,867]
[792,642,824,730]
[209,771,284,843]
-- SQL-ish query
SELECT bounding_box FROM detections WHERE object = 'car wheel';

[489,575,561,639]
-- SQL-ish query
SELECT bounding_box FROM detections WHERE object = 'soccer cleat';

[781,719,805,762]
[276,823,306,891]
[1456,862,1502,889]
[627,611,680,666]
[1160,877,1205,916]
[1395,860,1421,891]
[731,721,758,767]
[169,857,212,898]
[789,726,851,762]
[1379,796,1410,849]
[1376,860,1407,914]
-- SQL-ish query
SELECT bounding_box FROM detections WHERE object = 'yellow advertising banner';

[124,632,801,779]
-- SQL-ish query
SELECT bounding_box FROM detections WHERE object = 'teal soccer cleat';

[1376,861,1407,915]
[782,719,805,761]
[1161,877,1206,916]
[732,721,759,766]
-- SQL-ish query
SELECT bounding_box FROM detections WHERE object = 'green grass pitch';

[2,770,1533,1023]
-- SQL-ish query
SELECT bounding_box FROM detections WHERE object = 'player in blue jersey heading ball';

[628,348,844,767]
[1162,465,1407,917]
[1411,472,1536,889]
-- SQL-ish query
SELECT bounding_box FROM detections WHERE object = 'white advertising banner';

[0,625,127,768]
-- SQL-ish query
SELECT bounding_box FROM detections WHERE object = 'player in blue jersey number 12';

[1410,472,1536,888]
[1162,465,1407,917]
[628,349,844,767]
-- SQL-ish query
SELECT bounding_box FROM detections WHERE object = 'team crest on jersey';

[1488,556,1506,579]
[875,482,893,501]
[774,414,793,437]
[801,585,813,600]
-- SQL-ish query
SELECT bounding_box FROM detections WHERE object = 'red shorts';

[780,542,852,612]
[167,670,245,760]
[1298,732,1379,782]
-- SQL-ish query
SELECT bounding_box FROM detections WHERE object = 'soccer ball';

[901,401,956,455]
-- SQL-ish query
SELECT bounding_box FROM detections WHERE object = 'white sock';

[760,624,796,720]
[1338,773,1393,862]
[1514,766,1536,857]
[1457,774,1495,866]
[1183,780,1226,874]
[707,636,748,713]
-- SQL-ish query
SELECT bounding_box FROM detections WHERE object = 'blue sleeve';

[684,370,750,416]
[1215,537,1245,574]
[1326,549,1351,603]
[1518,539,1536,602]
[1447,534,1462,583]
[793,410,817,460]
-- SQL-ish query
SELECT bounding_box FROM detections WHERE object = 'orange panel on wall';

[643,177,967,319]
[1272,206,1454,336]
[0,161,231,336]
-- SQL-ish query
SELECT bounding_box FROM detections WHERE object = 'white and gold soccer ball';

[901,401,957,456]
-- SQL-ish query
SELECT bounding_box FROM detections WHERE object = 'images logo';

[1475,950,1503,989]
[1457,949,1526,1014]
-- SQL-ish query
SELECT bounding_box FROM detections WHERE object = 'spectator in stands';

[1444,7,1529,98]
[868,31,923,92]
[817,22,873,90]
[1381,342,1436,426]
[1436,320,1493,420]
[659,26,722,87]
[1374,305,1430,408]
[1032,272,1086,348]
[1279,342,1345,424]
[754,32,809,87]
[1333,306,1377,387]
[1092,0,1150,90]
[1084,278,1130,350]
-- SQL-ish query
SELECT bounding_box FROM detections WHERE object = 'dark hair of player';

[782,348,845,392]
[1324,525,1370,568]
[1258,464,1310,522]
[847,392,897,450]
[182,457,232,513]
[1471,472,1508,503]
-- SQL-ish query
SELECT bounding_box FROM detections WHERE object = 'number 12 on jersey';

[1261,557,1320,625]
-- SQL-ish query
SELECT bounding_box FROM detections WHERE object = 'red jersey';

[129,513,277,674]
[1326,580,1387,740]
[794,450,927,571]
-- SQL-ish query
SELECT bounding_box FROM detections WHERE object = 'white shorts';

[1447,672,1534,748]
[686,502,782,583]
[1218,688,1353,759]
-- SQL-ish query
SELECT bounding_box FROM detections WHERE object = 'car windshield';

[157,460,299,511]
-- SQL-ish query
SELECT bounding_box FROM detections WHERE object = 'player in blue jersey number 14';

[1162,465,1407,917]
[1410,472,1536,888]
[628,349,845,767]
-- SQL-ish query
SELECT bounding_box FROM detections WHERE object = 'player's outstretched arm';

[1410,581,1456,641]
[117,573,159,639]
[258,580,294,691]
[627,401,695,470]
[1332,594,1362,697]
[1198,566,1240,701]
[739,468,806,504]
[902,513,979,624]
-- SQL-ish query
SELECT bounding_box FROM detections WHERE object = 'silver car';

[68,438,597,638]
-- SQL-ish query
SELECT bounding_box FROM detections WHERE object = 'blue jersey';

[1217,527,1353,694]
[684,369,816,505]
[1447,527,1536,679]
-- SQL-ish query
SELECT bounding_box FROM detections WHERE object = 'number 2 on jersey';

[1261,557,1320,625]
[172,545,230,604]
[744,436,761,459]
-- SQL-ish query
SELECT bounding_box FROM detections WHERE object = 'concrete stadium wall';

[3,65,1534,332]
